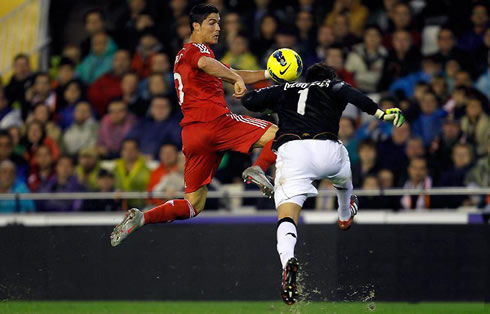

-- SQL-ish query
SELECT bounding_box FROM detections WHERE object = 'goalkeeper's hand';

[375,108,405,127]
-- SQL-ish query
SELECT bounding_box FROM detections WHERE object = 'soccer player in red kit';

[111,3,277,246]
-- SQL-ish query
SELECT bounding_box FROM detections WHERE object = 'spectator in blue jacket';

[37,156,85,212]
[0,160,35,213]
[411,91,448,146]
[126,96,181,160]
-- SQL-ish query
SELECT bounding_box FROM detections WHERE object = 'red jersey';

[174,42,230,126]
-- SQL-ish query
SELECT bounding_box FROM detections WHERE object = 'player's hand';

[233,79,247,99]
[375,108,405,127]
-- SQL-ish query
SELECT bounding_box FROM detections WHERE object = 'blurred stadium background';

[0,0,489,313]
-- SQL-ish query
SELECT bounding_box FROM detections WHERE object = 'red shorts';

[182,113,272,193]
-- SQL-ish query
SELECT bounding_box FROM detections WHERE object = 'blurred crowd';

[0,0,489,212]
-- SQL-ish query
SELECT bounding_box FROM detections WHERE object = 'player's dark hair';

[305,63,337,82]
[189,3,219,33]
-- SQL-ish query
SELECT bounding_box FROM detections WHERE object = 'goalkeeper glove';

[375,108,405,127]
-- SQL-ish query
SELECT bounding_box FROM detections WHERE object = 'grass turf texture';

[0,301,488,314]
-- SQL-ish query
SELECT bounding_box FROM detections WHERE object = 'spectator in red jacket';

[131,30,163,79]
[22,120,60,168]
[88,49,131,117]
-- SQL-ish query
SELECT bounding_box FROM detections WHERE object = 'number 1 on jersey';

[174,72,184,106]
[297,88,309,115]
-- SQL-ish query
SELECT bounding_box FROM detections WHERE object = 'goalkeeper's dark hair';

[305,63,337,82]
[189,4,219,33]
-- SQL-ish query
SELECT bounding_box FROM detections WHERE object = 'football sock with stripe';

[334,181,353,221]
[253,140,276,172]
[143,199,198,224]
[277,217,297,269]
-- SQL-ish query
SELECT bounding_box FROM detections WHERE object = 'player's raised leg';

[242,124,278,197]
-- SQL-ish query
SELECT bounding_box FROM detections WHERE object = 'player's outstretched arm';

[242,85,281,113]
[232,69,270,84]
[333,82,405,127]
[198,56,247,98]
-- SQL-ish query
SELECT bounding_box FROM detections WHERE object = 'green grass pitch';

[0,301,488,314]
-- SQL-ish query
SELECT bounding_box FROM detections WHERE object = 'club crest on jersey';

[273,50,287,66]
[192,43,210,54]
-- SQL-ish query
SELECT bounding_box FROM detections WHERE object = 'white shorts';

[274,139,352,208]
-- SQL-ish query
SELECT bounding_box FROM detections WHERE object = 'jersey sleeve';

[241,84,282,113]
[330,80,379,115]
[187,43,213,69]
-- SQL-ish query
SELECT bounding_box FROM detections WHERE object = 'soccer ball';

[267,48,303,84]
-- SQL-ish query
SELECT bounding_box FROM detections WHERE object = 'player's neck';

[189,33,207,45]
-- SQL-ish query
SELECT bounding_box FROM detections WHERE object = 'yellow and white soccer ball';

[267,48,303,83]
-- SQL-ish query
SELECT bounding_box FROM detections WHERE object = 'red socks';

[143,199,198,224]
[253,140,276,172]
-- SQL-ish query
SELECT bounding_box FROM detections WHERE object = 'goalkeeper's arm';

[332,81,405,128]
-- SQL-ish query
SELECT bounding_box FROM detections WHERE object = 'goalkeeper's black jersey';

[241,79,379,149]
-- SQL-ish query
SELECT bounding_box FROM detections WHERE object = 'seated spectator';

[62,44,82,65]
[83,169,121,211]
[7,126,25,158]
[430,75,449,103]
[377,123,411,183]
[131,30,163,79]
[460,96,490,157]
[4,54,34,107]
[382,2,421,49]
[458,3,489,54]
[330,13,361,49]
[80,9,109,58]
[151,151,185,198]
[400,157,432,210]
[114,139,151,208]
[444,59,461,93]
[22,120,60,169]
[127,96,182,159]
[358,174,381,210]
[356,97,395,142]
[120,72,146,117]
[96,100,137,159]
[434,143,474,208]
[429,118,462,177]
[115,0,151,53]
[338,117,359,164]
[76,31,117,85]
[454,70,473,88]
[37,156,85,212]
[0,130,27,182]
[62,102,99,156]
[147,142,179,204]
[411,91,447,146]
[27,103,62,144]
[145,74,170,103]
[475,52,490,99]
[325,45,357,87]
[221,33,260,70]
[465,139,490,207]
[58,80,85,129]
[139,52,172,100]
[23,73,56,119]
[311,25,335,63]
[0,160,35,213]
[251,14,278,63]
[433,28,468,69]
[324,0,368,37]
[88,49,131,117]
[27,145,55,192]
[351,139,379,188]
[475,27,490,75]
[345,25,387,93]
[54,57,77,109]
[0,88,22,129]
[295,11,316,54]
[75,147,100,191]
[389,55,443,98]
[378,30,421,91]
[377,168,400,210]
